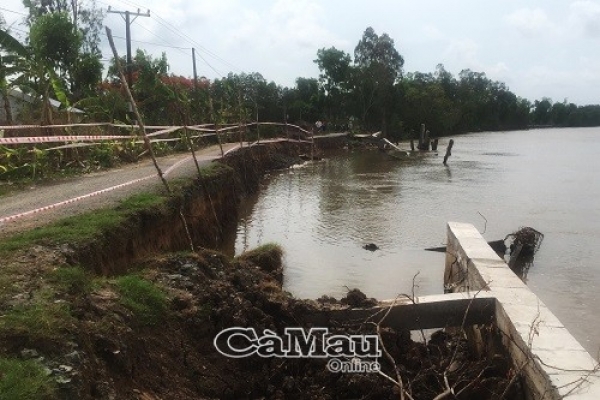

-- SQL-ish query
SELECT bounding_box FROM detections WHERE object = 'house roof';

[5,88,85,114]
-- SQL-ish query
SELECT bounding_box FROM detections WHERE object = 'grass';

[235,243,283,273]
[0,160,235,257]
[116,192,167,211]
[0,263,24,298]
[245,243,282,254]
[48,266,93,295]
[197,162,233,179]
[0,303,74,342]
[0,192,167,256]
[0,357,56,400]
[115,275,168,326]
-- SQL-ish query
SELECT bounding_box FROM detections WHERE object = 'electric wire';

[3,1,240,79]
[108,0,240,73]
[0,6,27,16]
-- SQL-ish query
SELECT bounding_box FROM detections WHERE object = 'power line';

[108,0,241,72]
[128,18,222,77]
[151,13,241,71]
[0,7,27,16]
[131,14,224,77]
[4,0,238,80]
[131,20,190,56]
[116,35,191,51]
[106,7,150,87]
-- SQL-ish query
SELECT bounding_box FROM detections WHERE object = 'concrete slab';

[446,221,600,400]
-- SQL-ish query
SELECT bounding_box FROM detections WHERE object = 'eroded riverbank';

[0,138,521,399]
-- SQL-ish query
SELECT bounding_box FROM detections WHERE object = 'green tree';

[399,75,458,137]
[314,47,351,123]
[23,0,104,54]
[29,12,82,81]
[290,77,321,123]
[24,0,104,103]
[71,51,102,100]
[353,27,404,134]
[27,12,81,123]
[532,98,552,126]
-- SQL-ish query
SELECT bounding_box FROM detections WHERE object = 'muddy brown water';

[222,127,600,357]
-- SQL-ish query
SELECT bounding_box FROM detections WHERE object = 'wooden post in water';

[418,123,425,149]
[431,138,439,151]
[443,139,454,165]
[424,129,431,151]
[311,127,315,161]
[410,139,415,152]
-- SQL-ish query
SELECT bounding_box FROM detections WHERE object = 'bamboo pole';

[106,27,169,191]
[183,114,202,176]
[238,91,244,148]
[106,27,194,252]
[209,96,224,157]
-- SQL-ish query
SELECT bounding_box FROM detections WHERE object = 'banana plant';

[0,26,72,126]
[0,29,29,125]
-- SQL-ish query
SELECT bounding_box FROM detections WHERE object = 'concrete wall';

[445,222,600,399]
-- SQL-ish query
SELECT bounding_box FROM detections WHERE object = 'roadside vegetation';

[2,2,600,187]
[0,191,167,254]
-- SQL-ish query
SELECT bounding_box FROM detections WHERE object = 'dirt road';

[0,143,241,238]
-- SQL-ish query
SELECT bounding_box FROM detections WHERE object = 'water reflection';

[223,128,600,356]
[445,165,452,180]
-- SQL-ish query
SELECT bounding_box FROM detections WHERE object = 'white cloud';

[505,8,555,37]
[213,0,347,84]
[569,1,600,38]
[517,62,600,103]
[422,24,444,41]
[233,0,344,51]
[441,39,510,83]
[488,62,510,77]
[3,0,600,103]
[443,39,480,67]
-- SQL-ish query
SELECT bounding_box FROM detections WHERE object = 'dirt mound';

[0,244,519,400]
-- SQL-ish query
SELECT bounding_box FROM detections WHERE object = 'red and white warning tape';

[0,135,134,145]
[0,175,154,225]
[0,155,196,226]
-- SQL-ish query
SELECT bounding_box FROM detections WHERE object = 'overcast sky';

[2,0,600,105]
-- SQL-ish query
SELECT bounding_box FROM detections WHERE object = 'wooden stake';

[106,27,194,252]
[443,139,454,165]
[105,27,169,192]
[209,96,224,157]
[419,123,425,149]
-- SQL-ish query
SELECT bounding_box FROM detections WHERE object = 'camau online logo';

[214,327,381,373]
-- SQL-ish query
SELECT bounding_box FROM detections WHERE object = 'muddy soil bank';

[70,140,322,275]
[0,138,521,399]
[2,245,519,400]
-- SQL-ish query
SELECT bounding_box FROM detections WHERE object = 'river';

[223,127,600,356]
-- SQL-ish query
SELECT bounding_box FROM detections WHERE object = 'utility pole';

[107,6,150,89]
[192,48,198,88]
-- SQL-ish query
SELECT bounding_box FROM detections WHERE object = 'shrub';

[0,357,56,400]
[48,266,93,295]
[115,275,167,326]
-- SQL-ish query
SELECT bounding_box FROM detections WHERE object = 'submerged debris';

[505,227,544,280]
[506,227,544,257]
[340,288,378,308]
[363,243,379,251]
